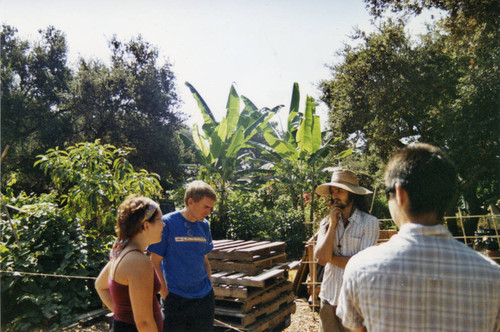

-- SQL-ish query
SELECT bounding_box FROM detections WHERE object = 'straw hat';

[316,169,372,196]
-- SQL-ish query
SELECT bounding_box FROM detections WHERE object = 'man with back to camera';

[337,143,500,332]
[148,180,216,332]
[314,169,379,332]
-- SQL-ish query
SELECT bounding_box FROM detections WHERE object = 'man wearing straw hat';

[336,144,500,332]
[314,169,379,332]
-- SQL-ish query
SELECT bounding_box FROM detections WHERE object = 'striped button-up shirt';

[337,223,500,332]
[318,208,379,306]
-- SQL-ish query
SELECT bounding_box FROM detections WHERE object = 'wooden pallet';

[210,253,288,275]
[214,301,296,332]
[215,291,295,327]
[211,239,295,331]
[210,240,287,262]
[216,280,293,313]
[244,302,296,332]
[212,263,287,288]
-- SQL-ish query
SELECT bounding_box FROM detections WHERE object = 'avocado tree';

[34,140,163,233]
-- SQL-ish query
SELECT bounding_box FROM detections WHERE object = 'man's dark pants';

[162,288,215,332]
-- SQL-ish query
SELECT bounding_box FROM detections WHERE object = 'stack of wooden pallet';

[209,240,297,332]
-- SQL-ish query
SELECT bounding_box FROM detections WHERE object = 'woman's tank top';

[108,249,163,331]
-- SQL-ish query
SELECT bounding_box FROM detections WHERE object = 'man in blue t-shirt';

[148,180,216,331]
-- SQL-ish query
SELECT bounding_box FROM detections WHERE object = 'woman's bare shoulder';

[113,250,153,283]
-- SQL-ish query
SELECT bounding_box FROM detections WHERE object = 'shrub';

[1,191,113,331]
[225,188,308,259]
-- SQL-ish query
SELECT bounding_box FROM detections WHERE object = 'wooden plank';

[293,247,309,296]
[222,241,271,251]
[209,241,270,261]
[212,264,288,287]
[210,260,261,275]
[243,302,296,332]
[212,239,235,246]
[210,252,287,275]
[215,292,295,328]
[235,241,286,254]
[210,241,287,262]
[215,281,293,313]
[211,240,250,251]
[213,284,249,299]
[211,271,233,279]
[208,241,286,262]
[212,268,285,288]
[247,267,284,283]
[284,260,301,270]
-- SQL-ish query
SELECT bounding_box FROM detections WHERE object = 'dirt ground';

[283,298,320,332]
[62,298,319,331]
[63,269,320,332]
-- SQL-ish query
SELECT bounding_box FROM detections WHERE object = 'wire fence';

[2,205,499,325]
[301,208,500,310]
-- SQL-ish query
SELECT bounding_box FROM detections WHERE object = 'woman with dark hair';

[95,195,164,331]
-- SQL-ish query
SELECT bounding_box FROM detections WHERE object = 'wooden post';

[458,208,467,245]
[489,205,500,247]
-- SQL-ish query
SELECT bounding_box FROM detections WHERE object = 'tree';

[67,35,189,188]
[321,22,460,157]
[1,25,73,193]
[321,6,499,236]
[181,82,281,238]
[34,140,163,233]
[365,0,500,228]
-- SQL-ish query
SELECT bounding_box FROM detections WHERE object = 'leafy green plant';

[1,140,165,330]
[225,187,308,259]
[35,140,163,233]
[181,82,282,238]
[1,191,112,331]
[258,83,351,230]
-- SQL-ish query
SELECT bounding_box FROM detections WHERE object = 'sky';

[1,0,437,130]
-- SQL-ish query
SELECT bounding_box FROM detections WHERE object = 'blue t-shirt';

[147,211,214,299]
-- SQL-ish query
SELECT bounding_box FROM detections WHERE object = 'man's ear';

[394,184,409,208]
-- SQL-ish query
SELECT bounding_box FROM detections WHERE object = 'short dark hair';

[184,180,217,206]
[384,143,457,219]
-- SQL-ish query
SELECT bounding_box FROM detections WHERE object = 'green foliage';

[225,187,307,259]
[1,140,162,330]
[181,82,282,237]
[34,140,163,233]
[69,36,188,188]
[1,25,189,194]
[320,16,500,224]
[261,83,351,227]
[1,191,113,331]
[1,25,73,193]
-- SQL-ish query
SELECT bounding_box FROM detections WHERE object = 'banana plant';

[258,83,351,228]
[180,82,282,237]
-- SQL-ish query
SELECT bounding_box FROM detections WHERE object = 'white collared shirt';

[337,223,500,331]
[318,208,379,306]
